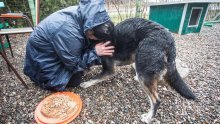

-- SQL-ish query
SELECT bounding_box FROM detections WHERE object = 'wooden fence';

[106,0,220,24]
[1,0,220,26]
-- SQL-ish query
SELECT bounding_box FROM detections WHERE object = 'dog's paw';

[141,113,153,124]
[80,81,91,88]
[80,80,97,88]
[134,75,139,82]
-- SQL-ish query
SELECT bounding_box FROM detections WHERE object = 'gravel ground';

[0,24,220,124]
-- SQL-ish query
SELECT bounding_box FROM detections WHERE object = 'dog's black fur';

[80,18,196,123]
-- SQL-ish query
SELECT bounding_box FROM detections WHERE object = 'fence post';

[135,0,141,17]
[28,0,36,26]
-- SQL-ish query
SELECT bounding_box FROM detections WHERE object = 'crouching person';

[23,0,114,91]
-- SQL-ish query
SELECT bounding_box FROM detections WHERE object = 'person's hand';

[95,41,115,56]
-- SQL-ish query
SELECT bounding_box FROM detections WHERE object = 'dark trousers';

[49,72,84,91]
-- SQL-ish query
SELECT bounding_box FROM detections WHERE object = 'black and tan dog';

[80,18,196,123]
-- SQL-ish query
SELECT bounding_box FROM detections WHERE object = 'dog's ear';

[108,29,116,46]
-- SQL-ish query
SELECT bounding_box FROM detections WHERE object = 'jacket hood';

[78,0,110,32]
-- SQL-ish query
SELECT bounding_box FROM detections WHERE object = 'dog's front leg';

[80,56,115,88]
[132,63,139,82]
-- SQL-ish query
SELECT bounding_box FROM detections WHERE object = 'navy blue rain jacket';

[24,0,110,90]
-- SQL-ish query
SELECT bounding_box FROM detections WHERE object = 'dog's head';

[92,20,114,41]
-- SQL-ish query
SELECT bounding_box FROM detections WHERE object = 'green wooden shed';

[149,0,220,35]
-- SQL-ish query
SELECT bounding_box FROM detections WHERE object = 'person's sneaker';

[68,72,83,87]
[67,81,81,87]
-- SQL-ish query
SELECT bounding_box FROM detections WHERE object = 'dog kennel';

[148,0,220,35]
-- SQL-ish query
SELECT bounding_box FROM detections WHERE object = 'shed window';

[189,8,202,26]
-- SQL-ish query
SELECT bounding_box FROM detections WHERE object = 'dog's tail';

[166,66,196,100]
[166,43,196,100]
